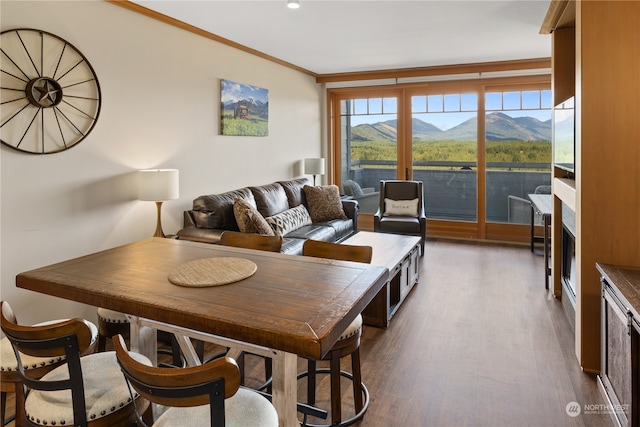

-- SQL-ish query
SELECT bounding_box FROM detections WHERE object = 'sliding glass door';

[410,92,479,221]
[329,79,551,242]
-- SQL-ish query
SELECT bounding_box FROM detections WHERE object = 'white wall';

[0,1,323,324]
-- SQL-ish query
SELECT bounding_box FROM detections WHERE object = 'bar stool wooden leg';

[351,347,363,413]
[330,350,342,424]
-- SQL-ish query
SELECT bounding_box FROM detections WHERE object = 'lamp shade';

[138,169,179,201]
[304,158,325,175]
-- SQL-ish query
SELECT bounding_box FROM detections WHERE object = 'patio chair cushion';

[344,180,365,197]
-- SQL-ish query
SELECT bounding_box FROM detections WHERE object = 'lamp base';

[153,201,166,238]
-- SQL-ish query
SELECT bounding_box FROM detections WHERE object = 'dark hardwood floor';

[277,238,613,426]
[2,239,614,427]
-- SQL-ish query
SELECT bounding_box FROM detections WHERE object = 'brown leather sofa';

[177,178,359,255]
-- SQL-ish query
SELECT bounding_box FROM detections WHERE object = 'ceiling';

[131,0,552,76]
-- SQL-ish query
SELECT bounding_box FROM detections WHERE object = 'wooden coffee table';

[342,231,421,328]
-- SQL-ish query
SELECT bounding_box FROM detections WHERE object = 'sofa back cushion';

[192,188,255,230]
[278,178,311,208]
[249,183,289,218]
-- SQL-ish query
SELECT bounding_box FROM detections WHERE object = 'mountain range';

[221,98,269,119]
[351,112,552,142]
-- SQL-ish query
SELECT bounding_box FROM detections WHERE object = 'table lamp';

[304,158,325,186]
[138,169,179,238]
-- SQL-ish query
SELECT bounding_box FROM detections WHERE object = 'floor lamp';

[138,169,179,238]
[304,158,325,186]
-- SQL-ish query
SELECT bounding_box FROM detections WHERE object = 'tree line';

[352,140,551,163]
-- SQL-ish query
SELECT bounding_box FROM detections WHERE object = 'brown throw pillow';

[233,198,275,235]
[303,185,348,223]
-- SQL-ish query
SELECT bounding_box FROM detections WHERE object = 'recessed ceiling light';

[288,0,300,9]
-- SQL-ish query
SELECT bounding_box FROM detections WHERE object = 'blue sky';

[221,79,268,104]
[346,90,553,130]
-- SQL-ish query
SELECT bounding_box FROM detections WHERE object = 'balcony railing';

[345,160,551,222]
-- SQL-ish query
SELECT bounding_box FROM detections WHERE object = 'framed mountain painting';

[220,79,269,136]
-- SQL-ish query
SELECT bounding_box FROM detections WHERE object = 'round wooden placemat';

[168,257,257,287]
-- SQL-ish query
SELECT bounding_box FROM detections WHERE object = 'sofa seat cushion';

[265,204,312,237]
[316,218,353,241]
[281,237,306,255]
[286,224,336,242]
[250,183,289,218]
[234,199,274,236]
[192,188,255,230]
[303,185,347,223]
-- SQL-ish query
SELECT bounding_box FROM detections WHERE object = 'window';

[338,95,398,214]
[485,89,552,224]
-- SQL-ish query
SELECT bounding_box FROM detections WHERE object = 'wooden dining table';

[15,237,388,427]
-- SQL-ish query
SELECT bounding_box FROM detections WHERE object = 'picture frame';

[220,79,269,136]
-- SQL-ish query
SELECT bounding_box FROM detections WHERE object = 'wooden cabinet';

[601,280,632,426]
[597,264,640,427]
[369,241,420,327]
[542,0,640,373]
[392,246,420,317]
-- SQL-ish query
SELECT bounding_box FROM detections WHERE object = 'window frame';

[327,74,551,243]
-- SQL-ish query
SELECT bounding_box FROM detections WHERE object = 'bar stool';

[1,301,146,427]
[219,231,283,392]
[299,239,372,427]
[97,308,187,367]
[113,334,279,427]
[97,308,129,352]
[1,302,98,427]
